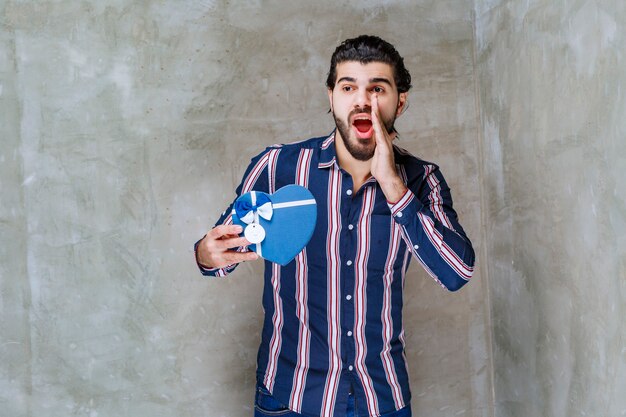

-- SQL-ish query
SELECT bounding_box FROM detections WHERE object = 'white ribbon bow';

[239,191,274,224]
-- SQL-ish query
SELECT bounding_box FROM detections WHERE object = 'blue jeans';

[254,384,411,417]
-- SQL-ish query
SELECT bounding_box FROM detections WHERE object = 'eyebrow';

[370,77,393,86]
[336,76,393,86]
[336,77,356,84]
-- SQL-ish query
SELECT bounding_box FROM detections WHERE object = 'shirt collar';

[317,130,338,169]
[316,130,379,188]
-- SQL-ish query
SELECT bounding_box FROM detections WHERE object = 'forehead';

[334,61,396,86]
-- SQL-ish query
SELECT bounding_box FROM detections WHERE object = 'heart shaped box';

[231,185,317,266]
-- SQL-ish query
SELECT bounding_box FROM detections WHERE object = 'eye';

[373,86,385,93]
[342,85,353,92]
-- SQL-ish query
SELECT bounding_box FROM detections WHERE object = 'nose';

[354,88,371,109]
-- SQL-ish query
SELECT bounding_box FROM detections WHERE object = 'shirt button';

[397,211,403,218]
[347,331,353,337]
[346,295,352,300]
[348,224,354,230]
[346,189,353,196]
[346,260,353,266]
[414,244,419,250]
[348,365,354,371]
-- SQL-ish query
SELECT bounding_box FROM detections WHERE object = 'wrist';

[379,176,407,204]
[195,235,215,269]
[196,253,215,270]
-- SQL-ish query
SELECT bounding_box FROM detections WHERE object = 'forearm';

[389,189,474,291]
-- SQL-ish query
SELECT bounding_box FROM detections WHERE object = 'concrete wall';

[9,1,625,416]
[474,0,626,416]
[0,1,491,416]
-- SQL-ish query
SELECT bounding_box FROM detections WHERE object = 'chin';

[348,143,376,161]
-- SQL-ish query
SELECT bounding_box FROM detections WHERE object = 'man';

[195,35,475,417]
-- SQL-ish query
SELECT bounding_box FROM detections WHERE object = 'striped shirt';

[195,132,475,417]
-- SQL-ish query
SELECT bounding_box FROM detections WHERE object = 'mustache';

[349,106,372,119]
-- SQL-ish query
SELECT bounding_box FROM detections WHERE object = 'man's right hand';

[196,224,259,269]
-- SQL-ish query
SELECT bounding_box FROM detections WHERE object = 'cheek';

[379,103,397,120]
[332,99,350,117]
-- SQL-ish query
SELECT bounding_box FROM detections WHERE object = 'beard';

[333,106,397,161]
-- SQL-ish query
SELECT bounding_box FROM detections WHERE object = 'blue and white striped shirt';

[196,132,475,417]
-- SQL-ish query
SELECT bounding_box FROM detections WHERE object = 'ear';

[396,92,408,117]
[327,88,334,112]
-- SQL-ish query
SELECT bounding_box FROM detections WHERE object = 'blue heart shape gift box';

[231,185,317,266]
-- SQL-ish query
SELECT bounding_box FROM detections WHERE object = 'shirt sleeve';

[388,164,475,291]
[194,147,273,277]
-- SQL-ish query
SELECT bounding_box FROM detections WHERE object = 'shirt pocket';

[367,214,403,274]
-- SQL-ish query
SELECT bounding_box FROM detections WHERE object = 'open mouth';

[351,115,373,139]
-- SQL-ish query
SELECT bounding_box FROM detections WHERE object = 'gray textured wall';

[474,0,626,416]
[6,1,624,417]
[0,1,492,417]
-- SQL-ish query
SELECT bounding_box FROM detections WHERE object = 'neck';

[334,132,372,192]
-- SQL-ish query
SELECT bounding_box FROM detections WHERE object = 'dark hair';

[326,35,412,93]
